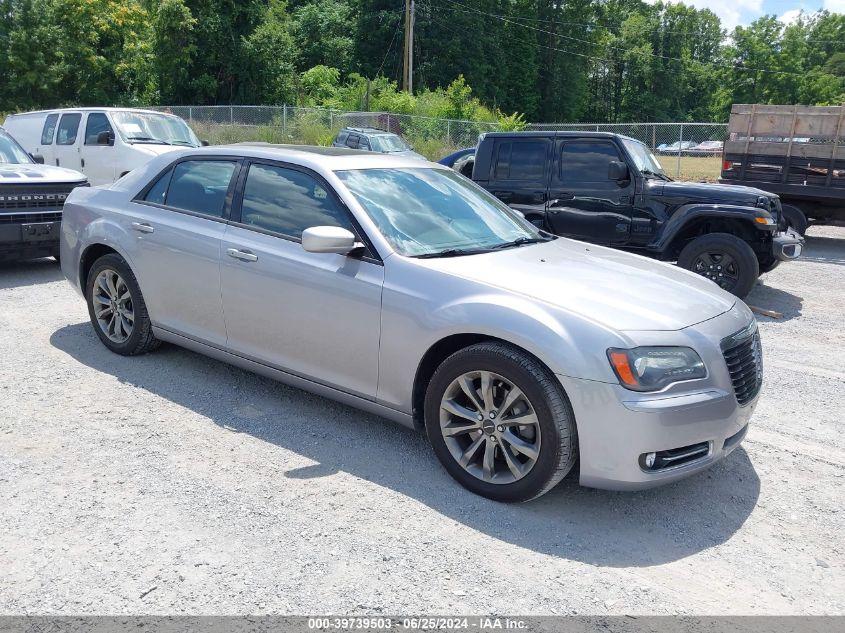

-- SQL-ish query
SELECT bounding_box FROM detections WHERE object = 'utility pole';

[403,0,414,93]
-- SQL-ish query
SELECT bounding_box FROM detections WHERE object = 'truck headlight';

[607,347,706,391]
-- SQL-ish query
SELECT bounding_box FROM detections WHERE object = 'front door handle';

[131,222,154,234]
[227,248,258,262]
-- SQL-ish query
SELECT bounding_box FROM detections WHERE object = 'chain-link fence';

[153,106,728,181]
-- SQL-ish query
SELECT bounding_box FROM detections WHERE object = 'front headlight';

[607,347,706,392]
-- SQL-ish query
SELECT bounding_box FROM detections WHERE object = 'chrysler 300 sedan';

[60,145,761,502]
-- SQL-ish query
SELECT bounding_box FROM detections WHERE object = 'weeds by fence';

[154,106,728,181]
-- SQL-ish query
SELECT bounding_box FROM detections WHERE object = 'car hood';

[0,162,86,183]
[650,179,774,204]
[131,143,186,157]
[415,238,736,332]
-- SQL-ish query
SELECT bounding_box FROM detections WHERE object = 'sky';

[650,0,844,31]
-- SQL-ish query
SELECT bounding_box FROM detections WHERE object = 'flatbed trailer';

[720,103,845,234]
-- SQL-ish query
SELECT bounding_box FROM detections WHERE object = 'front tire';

[677,233,760,298]
[86,253,159,356]
[424,342,578,502]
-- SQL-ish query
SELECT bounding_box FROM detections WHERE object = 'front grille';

[0,182,83,211]
[0,212,63,224]
[721,324,763,406]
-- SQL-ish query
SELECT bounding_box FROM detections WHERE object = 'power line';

[375,9,404,79]
[427,0,813,76]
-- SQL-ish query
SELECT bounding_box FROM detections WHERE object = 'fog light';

[644,452,656,469]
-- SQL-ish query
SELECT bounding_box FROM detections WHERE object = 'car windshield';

[111,111,200,146]
[371,135,412,153]
[336,167,544,257]
[0,130,33,164]
[622,138,666,176]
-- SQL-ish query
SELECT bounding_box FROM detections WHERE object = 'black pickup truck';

[444,131,803,297]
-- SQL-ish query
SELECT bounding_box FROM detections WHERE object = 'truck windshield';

[111,112,201,147]
[623,139,667,177]
[336,167,545,257]
[0,130,34,164]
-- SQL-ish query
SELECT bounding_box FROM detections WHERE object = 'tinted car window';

[561,141,621,183]
[346,134,360,149]
[240,163,353,239]
[494,142,546,180]
[84,113,114,145]
[143,168,173,205]
[41,113,59,145]
[164,160,238,217]
[56,113,82,145]
[336,131,349,145]
[359,137,371,150]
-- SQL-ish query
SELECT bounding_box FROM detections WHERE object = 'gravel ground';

[1,227,843,616]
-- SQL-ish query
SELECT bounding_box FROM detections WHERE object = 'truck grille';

[721,324,763,406]
[0,212,63,224]
[0,183,84,211]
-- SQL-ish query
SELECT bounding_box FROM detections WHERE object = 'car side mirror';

[30,153,45,164]
[201,140,210,146]
[301,226,361,255]
[97,131,115,146]
[608,160,629,181]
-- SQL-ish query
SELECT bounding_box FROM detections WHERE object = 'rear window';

[41,113,59,145]
[493,142,546,180]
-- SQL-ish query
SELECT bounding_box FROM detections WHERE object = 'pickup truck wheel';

[781,204,808,236]
[677,233,760,298]
[86,254,160,356]
[424,342,578,502]
[758,256,780,274]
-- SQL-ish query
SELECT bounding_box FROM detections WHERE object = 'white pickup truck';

[0,127,88,262]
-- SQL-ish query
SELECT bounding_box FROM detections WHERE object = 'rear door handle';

[131,222,154,234]
[227,248,258,262]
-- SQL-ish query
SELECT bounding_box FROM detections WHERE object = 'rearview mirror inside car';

[301,226,361,255]
[608,160,629,181]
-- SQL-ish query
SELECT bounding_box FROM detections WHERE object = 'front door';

[79,112,117,185]
[125,157,241,346]
[220,161,383,399]
[547,139,634,245]
[52,112,83,171]
[484,137,551,227]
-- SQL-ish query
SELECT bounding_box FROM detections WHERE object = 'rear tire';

[677,233,760,298]
[424,341,578,502]
[781,204,808,236]
[86,253,160,356]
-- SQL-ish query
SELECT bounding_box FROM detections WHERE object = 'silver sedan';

[60,145,760,502]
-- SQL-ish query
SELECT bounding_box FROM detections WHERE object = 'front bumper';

[772,228,803,261]
[0,216,61,261]
[560,303,759,491]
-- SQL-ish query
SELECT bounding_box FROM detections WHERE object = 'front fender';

[651,204,773,252]
[377,286,625,414]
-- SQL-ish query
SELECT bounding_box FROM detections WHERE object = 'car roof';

[210,143,434,171]
[340,127,393,136]
[481,131,641,142]
[6,107,181,118]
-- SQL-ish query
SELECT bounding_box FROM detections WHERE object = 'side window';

[494,141,546,180]
[41,114,59,145]
[336,131,349,145]
[84,113,114,145]
[239,163,354,240]
[143,168,173,205]
[359,137,371,151]
[346,134,360,149]
[561,142,622,183]
[163,160,238,217]
[56,113,82,146]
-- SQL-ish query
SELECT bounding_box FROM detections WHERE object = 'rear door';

[484,137,551,226]
[125,157,241,346]
[547,139,633,245]
[52,112,83,171]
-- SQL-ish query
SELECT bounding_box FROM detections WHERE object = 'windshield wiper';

[169,140,197,146]
[642,169,671,181]
[126,136,172,145]
[413,247,493,259]
[490,236,553,250]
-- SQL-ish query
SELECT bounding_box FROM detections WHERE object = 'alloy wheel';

[692,251,739,291]
[92,269,135,343]
[439,371,541,484]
